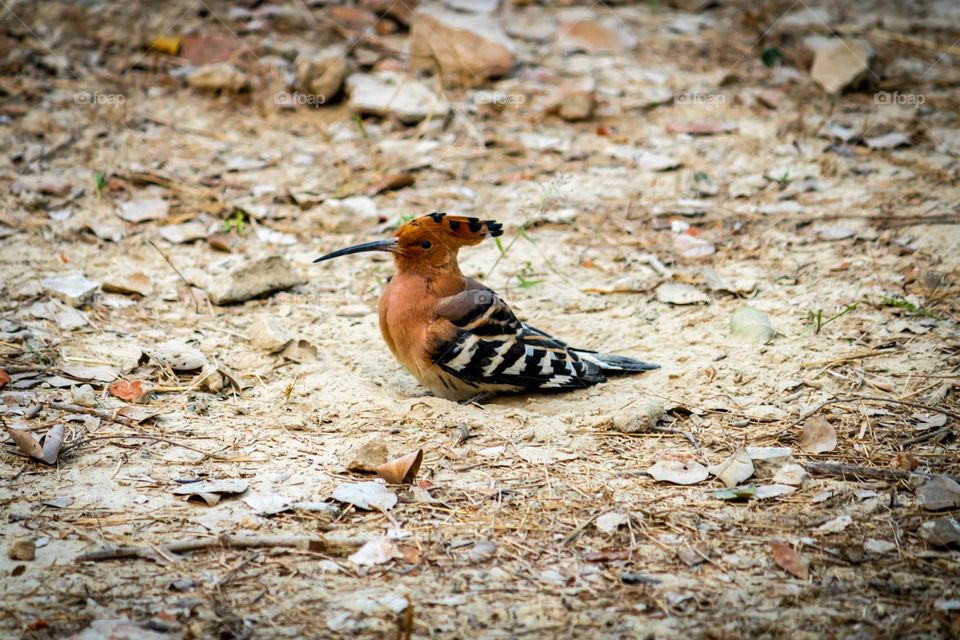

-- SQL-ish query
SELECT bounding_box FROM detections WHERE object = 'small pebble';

[9,537,36,561]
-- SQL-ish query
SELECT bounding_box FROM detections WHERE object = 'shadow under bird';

[314,213,659,401]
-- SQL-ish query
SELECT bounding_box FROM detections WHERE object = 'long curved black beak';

[313,239,398,263]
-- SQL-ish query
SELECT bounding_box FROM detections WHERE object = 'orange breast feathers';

[378,271,460,380]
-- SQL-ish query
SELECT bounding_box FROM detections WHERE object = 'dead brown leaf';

[376,449,423,485]
[800,416,837,454]
[770,541,809,580]
[368,172,416,196]
[7,424,64,465]
[107,379,153,404]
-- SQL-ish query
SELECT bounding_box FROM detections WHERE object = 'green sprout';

[807,302,859,334]
[515,261,543,289]
[879,295,937,319]
[224,210,245,234]
[95,171,107,195]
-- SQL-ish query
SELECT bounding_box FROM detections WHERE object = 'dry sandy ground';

[1,1,959,638]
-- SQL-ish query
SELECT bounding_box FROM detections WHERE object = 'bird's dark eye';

[421,241,432,249]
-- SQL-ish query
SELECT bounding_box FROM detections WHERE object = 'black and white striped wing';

[431,289,606,391]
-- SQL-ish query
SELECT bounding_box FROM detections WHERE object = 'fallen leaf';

[799,416,837,454]
[595,512,629,534]
[349,536,403,566]
[815,514,852,534]
[368,172,416,195]
[656,282,709,305]
[61,364,119,383]
[755,484,796,499]
[107,379,153,404]
[375,449,423,485]
[7,425,63,465]
[648,459,709,485]
[863,538,896,554]
[171,479,248,506]
[713,486,756,501]
[772,463,807,486]
[0,369,10,389]
[118,198,168,223]
[770,542,809,580]
[864,132,910,150]
[332,481,398,510]
[280,339,318,363]
[707,448,754,488]
[243,494,292,515]
[730,306,774,342]
[917,475,960,511]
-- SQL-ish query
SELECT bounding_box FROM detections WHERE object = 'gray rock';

[919,517,960,548]
[119,198,168,223]
[249,317,292,352]
[410,6,516,87]
[208,256,305,305]
[186,63,249,93]
[42,273,100,307]
[346,72,450,124]
[295,45,348,104]
[807,37,874,93]
[8,537,35,561]
[918,475,960,511]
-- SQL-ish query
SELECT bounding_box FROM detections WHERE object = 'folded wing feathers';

[432,295,608,391]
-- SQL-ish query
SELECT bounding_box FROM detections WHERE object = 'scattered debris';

[729,306,774,343]
[332,481,398,511]
[409,6,516,87]
[171,479,249,506]
[648,458,709,485]
[118,197,170,223]
[375,449,423,485]
[6,424,64,465]
[917,475,960,511]
[656,282,709,305]
[770,542,809,580]
[8,537,36,561]
[799,417,837,454]
[346,72,451,124]
[708,448,754,488]
[207,256,305,305]
[42,273,100,307]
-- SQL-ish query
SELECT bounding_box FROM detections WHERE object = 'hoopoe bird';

[315,213,658,401]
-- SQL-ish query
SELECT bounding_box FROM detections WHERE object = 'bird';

[314,212,658,402]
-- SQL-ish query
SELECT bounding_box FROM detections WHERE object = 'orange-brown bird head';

[314,212,503,273]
